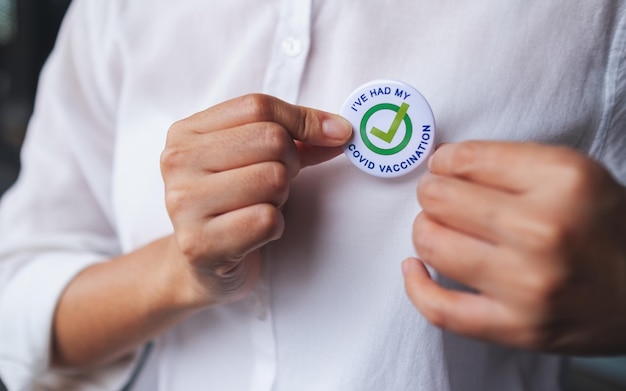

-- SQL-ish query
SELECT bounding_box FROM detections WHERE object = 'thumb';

[286,103,352,167]
[197,94,353,146]
[237,94,353,165]
[309,113,353,146]
[295,142,345,168]
[263,95,352,146]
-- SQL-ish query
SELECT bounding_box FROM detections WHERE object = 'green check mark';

[369,102,410,143]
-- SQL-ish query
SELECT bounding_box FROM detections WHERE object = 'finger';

[295,142,344,168]
[190,122,300,177]
[201,203,285,263]
[402,258,513,343]
[428,141,575,193]
[412,212,500,294]
[167,162,290,220]
[417,173,519,243]
[182,94,352,146]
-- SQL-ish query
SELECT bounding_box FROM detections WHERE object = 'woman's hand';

[403,141,626,355]
[161,94,352,307]
[52,94,351,368]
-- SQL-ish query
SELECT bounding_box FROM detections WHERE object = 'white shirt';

[1,1,626,390]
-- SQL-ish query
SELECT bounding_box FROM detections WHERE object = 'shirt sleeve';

[596,10,626,186]
[0,1,139,389]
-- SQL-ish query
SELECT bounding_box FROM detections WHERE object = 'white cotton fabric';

[1,1,626,390]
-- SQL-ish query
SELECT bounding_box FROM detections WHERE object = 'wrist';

[157,235,218,311]
[52,236,212,368]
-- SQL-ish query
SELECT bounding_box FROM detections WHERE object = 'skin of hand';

[402,141,626,355]
[160,94,352,307]
[52,94,351,368]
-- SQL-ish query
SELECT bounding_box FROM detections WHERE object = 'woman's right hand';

[160,94,352,307]
[51,95,350,368]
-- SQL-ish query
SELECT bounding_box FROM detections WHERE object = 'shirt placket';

[262,0,313,104]
[248,261,277,391]
[255,1,312,390]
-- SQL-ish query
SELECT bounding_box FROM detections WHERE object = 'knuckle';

[550,146,583,167]
[260,123,291,156]
[241,94,274,122]
[253,204,282,235]
[164,188,188,215]
[412,214,435,260]
[536,271,565,299]
[560,162,591,195]
[417,176,443,207]
[262,162,290,196]
[167,119,186,137]
[176,230,204,261]
[161,120,204,176]
[296,106,314,140]
[550,148,597,195]
[519,268,565,307]
[540,223,568,252]
[223,206,282,261]
[520,218,570,254]
[246,204,284,245]
[160,128,190,174]
[160,146,185,175]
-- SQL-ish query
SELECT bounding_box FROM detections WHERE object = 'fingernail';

[322,116,352,141]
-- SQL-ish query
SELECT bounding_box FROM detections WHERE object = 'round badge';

[341,80,435,178]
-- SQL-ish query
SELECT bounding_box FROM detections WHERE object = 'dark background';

[0,0,71,194]
[0,1,624,390]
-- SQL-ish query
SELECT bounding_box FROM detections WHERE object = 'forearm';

[51,236,204,368]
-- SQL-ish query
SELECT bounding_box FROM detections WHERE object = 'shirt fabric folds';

[1,1,626,390]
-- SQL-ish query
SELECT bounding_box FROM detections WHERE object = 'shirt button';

[251,291,267,321]
[255,304,267,321]
[281,36,303,57]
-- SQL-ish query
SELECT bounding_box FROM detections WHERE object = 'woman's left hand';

[403,141,626,355]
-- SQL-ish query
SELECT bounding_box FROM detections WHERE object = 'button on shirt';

[1,1,626,390]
